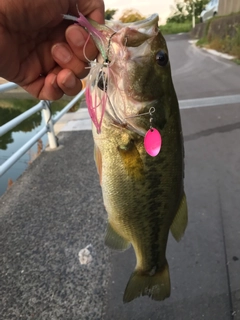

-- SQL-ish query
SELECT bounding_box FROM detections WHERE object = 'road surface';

[105,33,240,320]
[0,33,240,320]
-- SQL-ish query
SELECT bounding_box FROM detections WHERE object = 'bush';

[194,12,240,59]
[160,22,192,35]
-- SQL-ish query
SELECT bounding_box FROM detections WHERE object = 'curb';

[188,40,235,60]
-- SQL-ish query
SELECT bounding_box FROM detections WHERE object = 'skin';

[0,0,104,100]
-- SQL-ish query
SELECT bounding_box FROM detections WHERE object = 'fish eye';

[156,50,168,67]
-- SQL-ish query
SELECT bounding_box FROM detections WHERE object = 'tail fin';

[123,263,170,303]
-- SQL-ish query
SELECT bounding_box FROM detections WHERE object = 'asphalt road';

[0,33,240,320]
[166,33,240,99]
[105,34,240,319]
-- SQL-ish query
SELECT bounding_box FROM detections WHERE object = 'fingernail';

[62,72,76,89]
[68,28,85,47]
[52,44,72,63]
[51,74,59,89]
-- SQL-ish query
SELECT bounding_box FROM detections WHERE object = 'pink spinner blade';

[144,128,162,157]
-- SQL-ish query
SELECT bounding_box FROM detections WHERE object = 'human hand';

[0,0,104,100]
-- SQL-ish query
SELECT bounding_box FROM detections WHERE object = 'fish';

[63,13,188,303]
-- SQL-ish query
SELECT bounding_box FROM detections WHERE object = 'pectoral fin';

[117,139,144,180]
[105,222,131,251]
[170,193,188,242]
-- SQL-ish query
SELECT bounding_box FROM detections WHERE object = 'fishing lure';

[85,61,109,133]
[63,12,162,155]
[63,12,109,134]
[125,107,162,156]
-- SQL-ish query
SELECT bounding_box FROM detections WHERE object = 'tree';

[105,9,118,20]
[167,0,209,24]
[185,0,209,27]
[119,9,145,23]
[167,1,188,24]
[184,0,208,19]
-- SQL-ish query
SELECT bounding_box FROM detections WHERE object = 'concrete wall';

[218,0,240,15]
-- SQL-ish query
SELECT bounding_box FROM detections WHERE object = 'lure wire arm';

[125,106,155,119]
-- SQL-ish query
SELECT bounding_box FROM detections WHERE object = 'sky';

[104,0,175,24]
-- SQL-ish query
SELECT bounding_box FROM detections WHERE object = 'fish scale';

[98,95,184,301]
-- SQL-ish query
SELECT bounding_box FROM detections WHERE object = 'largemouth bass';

[64,13,188,303]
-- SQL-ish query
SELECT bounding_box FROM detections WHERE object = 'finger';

[65,25,99,62]
[56,69,83,96]
[87,9,105,24]
[71,0,105,24]
[40,72,64,100]
[52,43,89,79]
[22,71,64,100]
[22,67,83,100]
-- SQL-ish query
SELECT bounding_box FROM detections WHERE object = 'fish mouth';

[105,14,159,35]
[118,14,159,31]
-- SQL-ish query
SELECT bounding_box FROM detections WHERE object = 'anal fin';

[170,192,188,242]
[105,222,131,251]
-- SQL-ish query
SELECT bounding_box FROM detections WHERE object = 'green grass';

[233,58,240,65]
[160,22,192,35]
[197,26,240,59]
[196,37,208,47]
[195,14,240,60]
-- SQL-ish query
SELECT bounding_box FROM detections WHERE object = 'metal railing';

[0,82,85,177]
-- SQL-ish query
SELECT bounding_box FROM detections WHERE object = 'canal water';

[0,98,69,197]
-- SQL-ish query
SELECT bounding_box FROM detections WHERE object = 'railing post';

[41,100,58,149]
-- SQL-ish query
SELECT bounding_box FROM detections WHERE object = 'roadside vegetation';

[105,1,208,34]
[160,0,208,34]
[105,8,145,23]
[193,12,240,59]
[157,0,240,60]
[160,21,192,34]
[105,2,207,34]
[105,1,240,60]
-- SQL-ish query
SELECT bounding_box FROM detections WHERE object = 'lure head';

[86,14,177,136]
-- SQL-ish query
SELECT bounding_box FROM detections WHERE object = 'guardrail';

[0,82,85,177]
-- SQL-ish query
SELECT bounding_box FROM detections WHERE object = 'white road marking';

[61,95,240,132]
[179,94,240,109]
[188,40,235,60]
[188,40,198,45]
[61,119,92,131]
[202,48,235,60]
